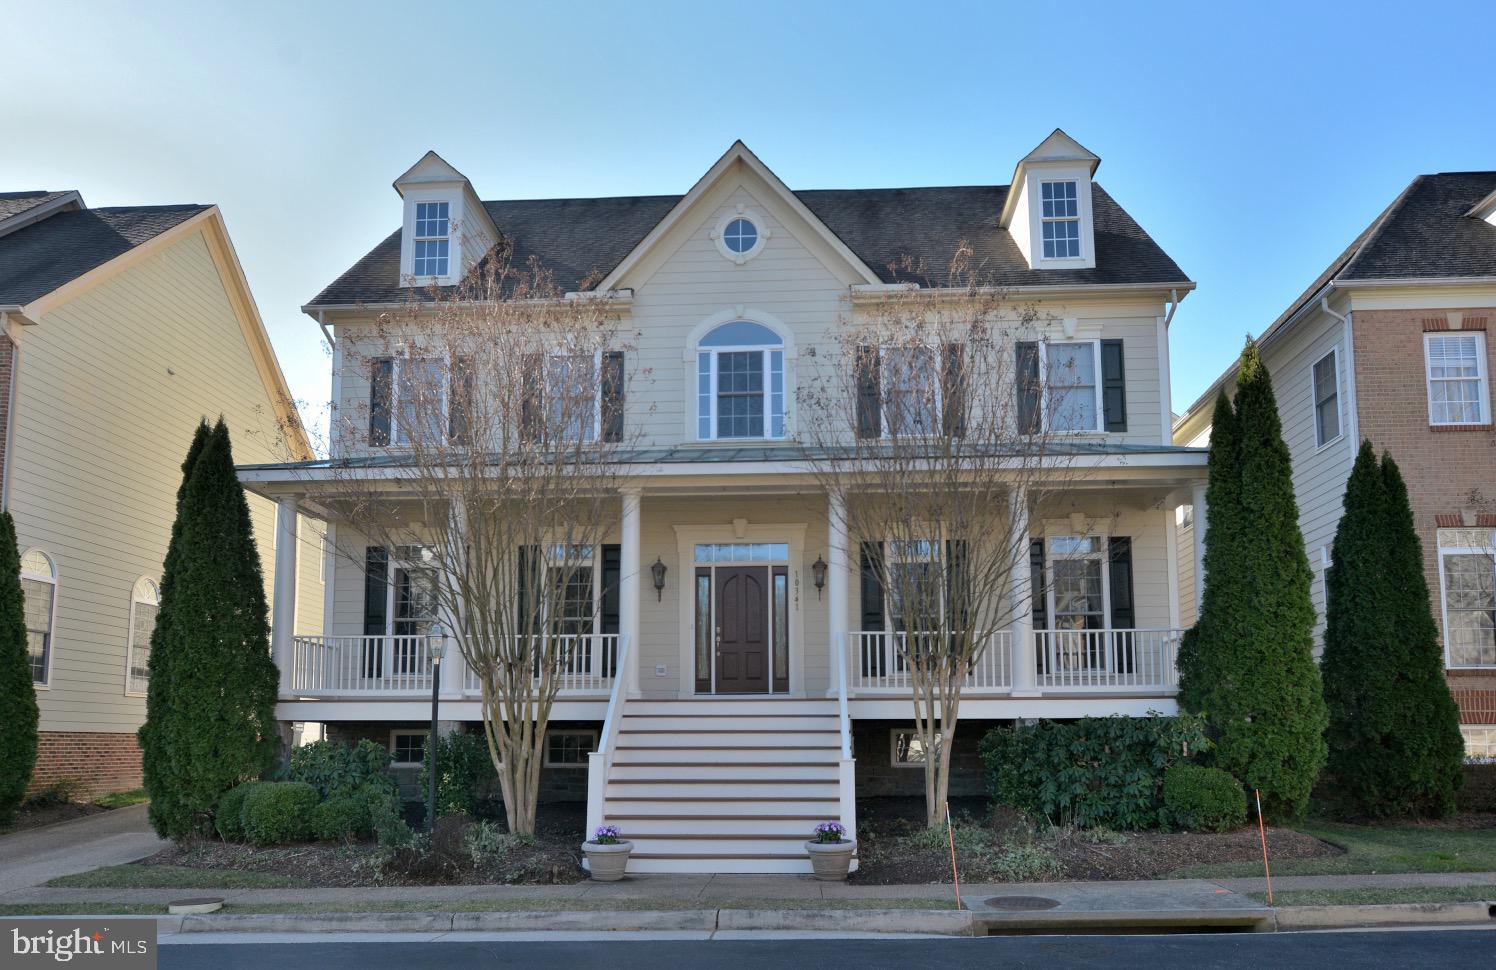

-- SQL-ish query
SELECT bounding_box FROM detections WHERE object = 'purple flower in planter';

[812,821,846,844]
[592,825,623,845]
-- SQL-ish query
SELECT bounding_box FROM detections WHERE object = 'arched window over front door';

[695,321,786,440]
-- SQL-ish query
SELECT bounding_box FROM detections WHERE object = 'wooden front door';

[713,565,770,693]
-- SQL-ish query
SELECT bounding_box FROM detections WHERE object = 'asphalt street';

[159,929,1496,969]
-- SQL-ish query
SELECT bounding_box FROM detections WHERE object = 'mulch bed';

[0,801,107,836]
[852,796,1340,885]
[137,802,588,887]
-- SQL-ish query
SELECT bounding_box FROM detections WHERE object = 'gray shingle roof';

[0,191,74,223]
[0,205,208,306]
[306,182,1189,308]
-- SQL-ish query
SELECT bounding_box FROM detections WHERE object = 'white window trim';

[711,206,770,264]
[1424,331,1491,427]
[890,728,937,768]
[389,729,429,766]
[1038,179,1084,262]
[1044,534,1113,633]
[21,548,58,690]
[1437,528,1496,669]
[124,576,160,697]
[411,200,452,280]
[1312,346,1344,450]
[695,343,786,442]
[543,349,604,444]
[1462,725,1496,763]
[390,353,451,448]
[883,535,946,634]
[544,728,599,768]
[879,344,944,439]
[536,542,603,634]
[1040,339,1105,434]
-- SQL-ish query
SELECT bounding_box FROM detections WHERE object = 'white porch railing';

[847,631,1015,693]
[1034,628,1181,691]
[461,634,620,697]
[586,633,633,842]
[289,635,440,695]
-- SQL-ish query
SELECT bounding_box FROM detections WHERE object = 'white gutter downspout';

[316,310,335,350]
[1320,296,1359,455]
[0,311,18,512]
[1158,289,1182,443]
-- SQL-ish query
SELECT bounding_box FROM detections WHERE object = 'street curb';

[717,908,975,936]
[452,910,719,932]
[178,912,454,934]
[1273,901,1496,931]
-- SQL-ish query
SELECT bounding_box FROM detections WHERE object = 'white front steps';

[601,697,846,874]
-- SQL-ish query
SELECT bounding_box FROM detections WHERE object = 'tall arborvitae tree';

[1322,443,1463,817]
[0,511,40,823]
[1180,341,1327,819]
[139,421,209,834]
[141,420,279,839]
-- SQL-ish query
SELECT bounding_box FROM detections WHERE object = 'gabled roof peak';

[392,150,473,195]
[1020,128,1100,172]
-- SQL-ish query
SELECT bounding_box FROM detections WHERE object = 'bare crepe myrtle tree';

[318,248,647,834]
[796,246,1087,828]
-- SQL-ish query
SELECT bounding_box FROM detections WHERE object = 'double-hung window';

[1425,332,1490,426]
[1045,341,1102,432]
[1040,180,1081,259]
[1439,528,1496,668]
[388,546,439,674]
[393,356,448,446]
[881,346,940,437]
[545,353,600,443]
[1312,348,1342,447]
[412,201,450,277]
[696,321,785,440]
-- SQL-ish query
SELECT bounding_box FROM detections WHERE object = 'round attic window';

[723,218,758,254]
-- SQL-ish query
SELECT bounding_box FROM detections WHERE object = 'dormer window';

[413,201,450,277]
[1040,181,1081,259]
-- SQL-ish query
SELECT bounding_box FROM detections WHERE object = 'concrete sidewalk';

[0,804,168,895]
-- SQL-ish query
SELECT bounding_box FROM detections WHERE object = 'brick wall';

[0,334,13,498]
[28,731,143,799]
[1353,308,1496,723]
[852,719,1004,798]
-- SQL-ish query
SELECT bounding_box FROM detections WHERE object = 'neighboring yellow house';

[0,190,323,797]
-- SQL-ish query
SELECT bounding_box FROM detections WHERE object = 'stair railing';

[585,632,631,841]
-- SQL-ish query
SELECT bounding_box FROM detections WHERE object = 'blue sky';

[5,0,1495,443]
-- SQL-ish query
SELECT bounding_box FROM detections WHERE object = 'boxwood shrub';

[214,781,267,841]
[1164,763,1248,832]
[420,731,498,819]
[979,713,1209,830]
[241,781,319,845]
[287,739,397,800]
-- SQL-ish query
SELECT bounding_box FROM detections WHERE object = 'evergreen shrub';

[1163,763,1247,832]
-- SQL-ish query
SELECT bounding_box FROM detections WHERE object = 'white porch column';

[272,495,300,695]
[826,491,849,705]
[1191,482,1208,607]
[620,488,642,698]
[1008,486,1038,696]
[438,500,467,698]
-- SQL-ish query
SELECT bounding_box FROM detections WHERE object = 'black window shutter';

[1028,539,1048,629]
[600,543,621,678]
[944,539,969,634]
[601,351,625,443]
[1016,342,1041,434]
[448,355,473,444]
[363,546,388,677]
[1108,536,1135,672]
[1101,339,1127,432]
[859,541,885,678]
[369,358,393,446]
[855,345,881,440]
[519,353,543,443]
[941,343,967,437]
[517,545,543,635]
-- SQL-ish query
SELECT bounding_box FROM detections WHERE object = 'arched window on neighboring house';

[21,549,57,687]
[694,321,787,440]
[126,577,161,696]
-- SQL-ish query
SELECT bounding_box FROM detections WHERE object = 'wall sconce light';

[812,555,828,600]
[651,556,667,601]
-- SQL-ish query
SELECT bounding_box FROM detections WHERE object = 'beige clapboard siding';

[12,229,322,734]
[1176,505,1197,627]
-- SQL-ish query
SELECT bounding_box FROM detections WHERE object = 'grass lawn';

[46,864,306,889]
[93,789,149,810]
[1172,820,1496,878]
[0,897,967,917]
[1248,885,1496,906]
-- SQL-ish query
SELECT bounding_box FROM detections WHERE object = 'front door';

[714,565,770,693]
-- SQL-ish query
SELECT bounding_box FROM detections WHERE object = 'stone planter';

[804,839,855,881]
[582,839,633,881]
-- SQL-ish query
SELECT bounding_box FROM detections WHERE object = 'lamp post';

[426,625,447,833]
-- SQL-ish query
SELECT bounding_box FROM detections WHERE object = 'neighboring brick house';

[1174,171,1496,760]
[0,190,323,797]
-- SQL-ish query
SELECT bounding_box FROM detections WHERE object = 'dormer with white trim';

[393,151,500,287]
[999,129,1100,271]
